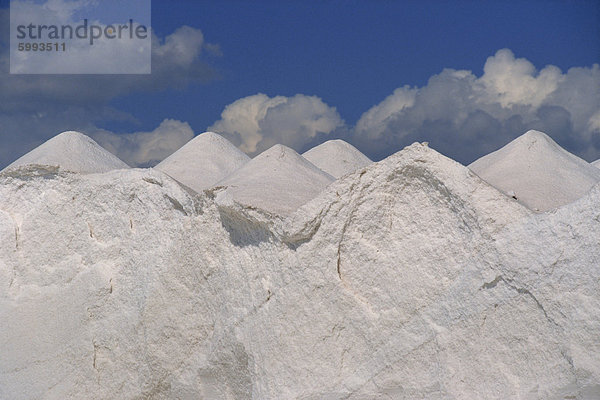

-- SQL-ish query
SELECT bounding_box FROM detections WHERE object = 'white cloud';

[354,49,600,163]
[588,111,600,135]
[209,94,287,153]
[9,0,151,74]
[44,0,93,22]
[91,119,194,167]
[153,26,205,67]
[209,94,345,155]
[355,86,416,141]
[0,25,215,106]
[478,49,564,108]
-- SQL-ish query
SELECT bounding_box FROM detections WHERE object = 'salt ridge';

[0,133,598,399]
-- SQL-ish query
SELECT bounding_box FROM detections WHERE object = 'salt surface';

[593,159,600,168]
[1,131,129,173]
[155,131,250,192]
[0,133,599,399]
[216,144,334,216]
[302,139,372,178]
[469,130,600,211]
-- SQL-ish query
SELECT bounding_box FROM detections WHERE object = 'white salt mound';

[469,130,600,211]
[593,159,600,168]
[155,131,250,192]
[1,143,598,399]
[2,131,129,173]
[216,144,334,216]
[302,139,372,178]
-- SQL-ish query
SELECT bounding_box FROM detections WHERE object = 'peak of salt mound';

[2,131,129,174]
[468,130,600,211]
[217,144,334,216]
[155,132,250,192]
[288,142,529,241]
[302,139,372,178]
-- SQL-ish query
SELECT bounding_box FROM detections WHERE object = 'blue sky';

[136,0,600,127]
[1,0,599,168]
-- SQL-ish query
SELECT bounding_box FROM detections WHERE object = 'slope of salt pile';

[216,144,334,216]
[593,159,600,168]
[154,131,250,192]
[468,130,600,211]
[1,131,129,173]
[302,139,372,178]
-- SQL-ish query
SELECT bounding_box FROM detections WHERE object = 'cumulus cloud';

[478,49,564,108]
[354,86,417,141]
[354,49,600,164]
[209,94,345,155]
[0,25,218,108]
[91,119,194,167]
[9,0,152,74]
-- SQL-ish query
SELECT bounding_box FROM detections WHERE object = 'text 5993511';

[17,42,66,52]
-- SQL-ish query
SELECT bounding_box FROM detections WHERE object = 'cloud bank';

[353,49,600,164]
[9,0,152,74]
[91,119,194,167]
[209,94,345,156]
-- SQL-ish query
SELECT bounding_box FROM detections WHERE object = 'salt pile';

[593,159,600,168]
[1,133,599,399]
[469,130,600,211]
[302,139,372,178]
[1,131,130,174]
[155,131,250,192]
[216,144,334,216]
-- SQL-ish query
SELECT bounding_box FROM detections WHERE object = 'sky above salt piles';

[1,0,599,168]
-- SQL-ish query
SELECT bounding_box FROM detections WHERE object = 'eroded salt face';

[469,130,600,211]
[0,133,598,399]
[2,131,130,174]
